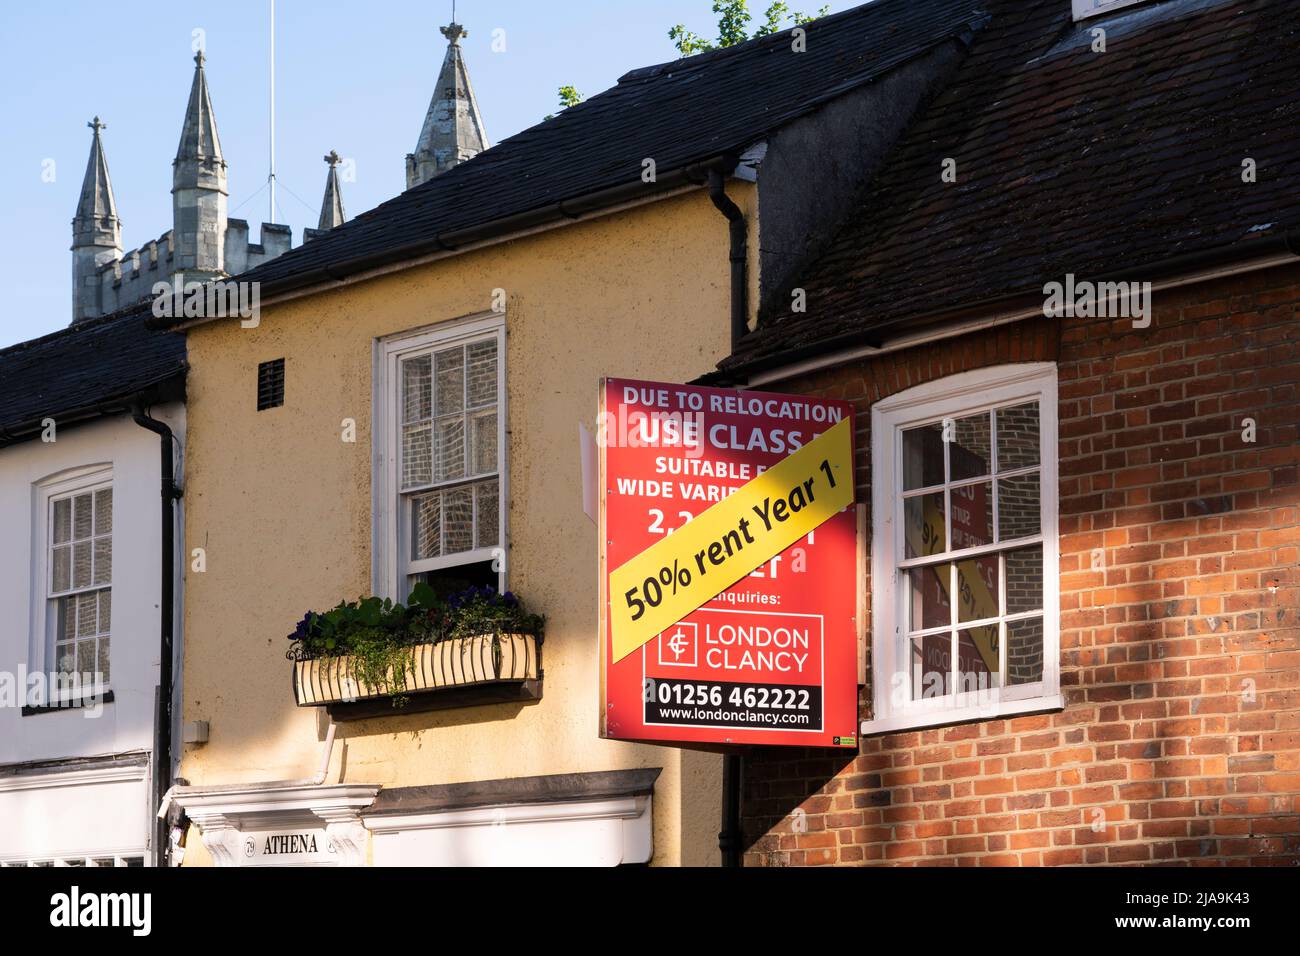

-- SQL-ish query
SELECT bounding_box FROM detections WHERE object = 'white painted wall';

[366,796,654,867]
[0,765,150,863]
[0,406,184,860]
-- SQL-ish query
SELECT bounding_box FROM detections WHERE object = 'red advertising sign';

[599,378,859,749]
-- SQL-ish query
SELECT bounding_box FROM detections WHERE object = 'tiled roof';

[0,306,186,443]
[723,0,1300,372]
[231,0,989,291]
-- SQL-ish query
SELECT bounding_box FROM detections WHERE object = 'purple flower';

[288,612,317,642]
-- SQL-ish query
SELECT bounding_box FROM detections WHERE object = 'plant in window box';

[443,586,545,689]
[288,583,543,708]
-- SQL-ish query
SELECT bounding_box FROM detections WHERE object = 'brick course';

[742,263,1300,866]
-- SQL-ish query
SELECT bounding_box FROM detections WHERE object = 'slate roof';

[0,306,187,444]
[722,0,1300,373]
[227,0,989,293]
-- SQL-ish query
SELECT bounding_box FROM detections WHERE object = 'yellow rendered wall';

[179,186,756,866]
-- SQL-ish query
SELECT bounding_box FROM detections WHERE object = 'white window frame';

[30,464,114,703]
[1072,0,1148,20]
[865,363,1062,735]
[372,312,507,602]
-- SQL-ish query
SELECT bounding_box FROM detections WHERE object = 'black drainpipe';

[719,752,744,868]
[708,168,749,351]
[706,166,748,866]
[132,401,181,866]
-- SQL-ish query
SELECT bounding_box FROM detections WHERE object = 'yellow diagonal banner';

[609,417,854,663]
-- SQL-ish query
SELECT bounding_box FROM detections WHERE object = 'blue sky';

[0,1,837,349]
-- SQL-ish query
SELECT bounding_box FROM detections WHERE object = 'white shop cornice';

[174,783,380,867]
[364,793,650,833]
[0,763,147,794]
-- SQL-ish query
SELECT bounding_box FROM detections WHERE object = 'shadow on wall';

[741,688,866,867]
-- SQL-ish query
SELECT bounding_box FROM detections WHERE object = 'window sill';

[22,690,114,717]
[861,693,1063,737]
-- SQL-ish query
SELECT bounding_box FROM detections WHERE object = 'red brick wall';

[742,263,1300,866]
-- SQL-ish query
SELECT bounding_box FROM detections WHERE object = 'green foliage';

[345,626,415,705]
[715,0,753,47]
[558,85,584,109]
[754,3,829,37]
[545,85,586,122]
[446,587,546,640]
[669,1,831,56]
[289,583,447,660]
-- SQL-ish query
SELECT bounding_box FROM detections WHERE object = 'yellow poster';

[609,418,854,662]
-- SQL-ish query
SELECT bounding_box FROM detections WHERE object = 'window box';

[292,632,541,710]
[287,586,545,720]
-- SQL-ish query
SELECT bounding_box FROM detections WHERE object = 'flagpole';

[269,0,277,223]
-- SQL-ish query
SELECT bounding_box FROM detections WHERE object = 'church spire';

[73,117,120,245]
[172,50,229,282]
[174,50,225,175]
[405,22,490,190]
[318,151,347,230]
[71,117,123,324]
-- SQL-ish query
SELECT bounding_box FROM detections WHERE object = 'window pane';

[950,413,992,481]
[76,592,98,637]
[910,633,949,701]
[55,641,76,676]
[55,597,75,640]
[435,348,465,416]
[1006,547,1044,615]
[1006,616,1045,685]
[903,492,945,559]
[996,402,1040,472]
[402,355,432,424]
[467,340,498,408]
[77,641,95,676]
[401,423,432,489]
[93,537,112,586]
[94,489,112,535]
[412,493,442,560]
[435,416,466,481]
[998,472,1040,541]
[97,639,111,684]
[902,423,944,491]
[907,564,950,632]
[949,482,993,551]
[955,555,998,624]
[52,546,70,592]
[957,626,999,693]
[72,542,92,589]
[442,486,473,554]
[476,480,499,549]
[73,494,93,540]
[98,590,112,633]
[471,410,498,475]
[53,498,72,544]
